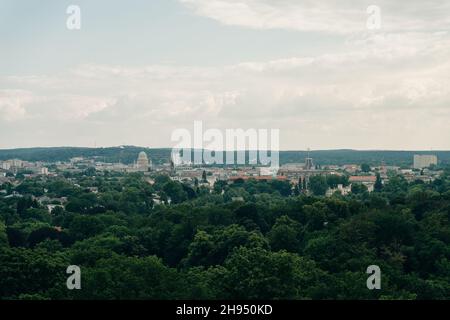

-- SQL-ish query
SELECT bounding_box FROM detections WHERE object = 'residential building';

[413,155,437,169]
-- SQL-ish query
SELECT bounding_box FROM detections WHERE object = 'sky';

[0,0,449,150]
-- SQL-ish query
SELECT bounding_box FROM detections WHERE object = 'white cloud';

[0,90,35,122]
[180,0,450,33]
[1,30,450,149]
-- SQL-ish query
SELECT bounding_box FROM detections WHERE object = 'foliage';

[309,176,328,196]
[0,165,449,300]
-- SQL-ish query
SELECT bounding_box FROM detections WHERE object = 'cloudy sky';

[1,0,449,150]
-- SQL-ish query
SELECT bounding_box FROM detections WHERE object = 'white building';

[413,155,437,169]
[259,166,279,177]
[136,151,151,172]
[326,184,351,197]
[10,159,23,168]
[1,162,11,170]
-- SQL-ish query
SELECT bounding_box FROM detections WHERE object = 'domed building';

[136,151,152,172]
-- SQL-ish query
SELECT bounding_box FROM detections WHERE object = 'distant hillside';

[0,147,449,166]
[281,150,450,166]
[0,147,171,165]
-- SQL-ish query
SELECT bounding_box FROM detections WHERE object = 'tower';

[305,148,314,170]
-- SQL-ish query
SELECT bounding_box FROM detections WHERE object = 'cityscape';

[0,150,442,203]
[0,146,449,302]
[1,0,450,309]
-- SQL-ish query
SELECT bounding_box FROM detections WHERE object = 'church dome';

[136,151,151,171]
[138,152,148,161]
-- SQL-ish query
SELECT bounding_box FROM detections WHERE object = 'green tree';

[0,247,69,299]
[374,173,383,192]
[0,221,8,248]
[71,254,184,299]
[221,247,328,299]
[361,163,371,172]
[163,181,188,204]
[351,183,368,195]
[184,230,215,267]
[309,176,328,196]
[269,180,292,197]
[69,215,106,240]
[268,215,301,252]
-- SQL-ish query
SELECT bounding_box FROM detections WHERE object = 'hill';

[0,147,449,166]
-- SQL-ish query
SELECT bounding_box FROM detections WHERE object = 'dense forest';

[1,167,450,300]
[1,146,449,166]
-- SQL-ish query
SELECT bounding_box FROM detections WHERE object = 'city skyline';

[1,0,450,150]
[0,144,449,152]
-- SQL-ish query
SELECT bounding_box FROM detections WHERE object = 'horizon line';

[0,146,449,153]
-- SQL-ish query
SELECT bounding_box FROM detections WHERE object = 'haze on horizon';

[1,0,450,150]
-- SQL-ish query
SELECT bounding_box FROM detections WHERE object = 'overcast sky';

[1,0,450,150]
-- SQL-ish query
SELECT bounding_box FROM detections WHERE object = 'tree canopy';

[1,166,449,300]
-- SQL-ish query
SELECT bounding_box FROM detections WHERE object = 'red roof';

[349,176,376,182]
[229,175,288,181]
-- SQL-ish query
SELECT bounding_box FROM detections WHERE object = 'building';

[0,175,9,185]
[343,164,359,174]
[281,163,305,171]
[259,166,279,176]
[413,155,437,169]
[349,176,377,192]
[136,152,151,172]
[1,162,11,170]
[228,175,288,183]
[349,176,376,183]
[303,148,314,170]
[10,159,23,168]
[305,157,314,170]
[326,184,351,197]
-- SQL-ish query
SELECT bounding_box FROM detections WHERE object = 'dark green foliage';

[375,173,383,192]
[0,247,69,299]
[326,174,349,188]
[0,222,8,248]
[309,175,328,196]
[0,166,449,300]
[351,183,368,195]
[268,215,301,252]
